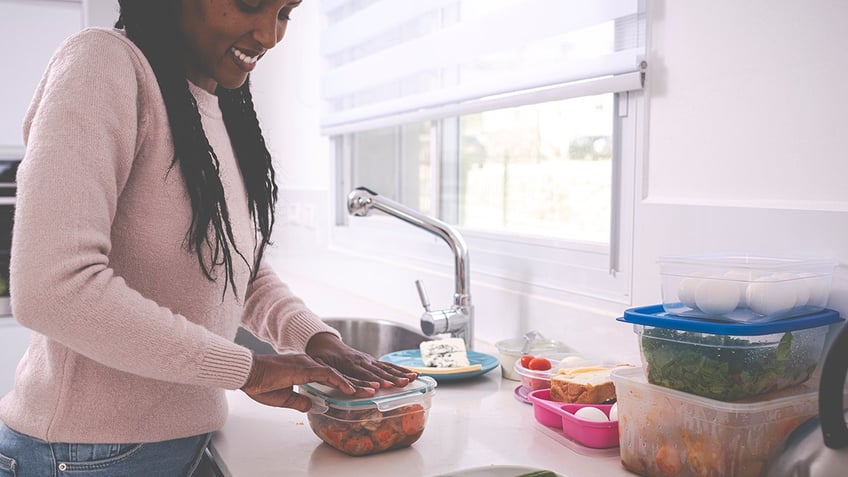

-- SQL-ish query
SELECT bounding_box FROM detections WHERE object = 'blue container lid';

[617,304,843,336]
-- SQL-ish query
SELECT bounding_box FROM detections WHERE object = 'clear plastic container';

[612,366,827,477]
[300,376,436,456]
[495,332,573,381]
[657,254,836,323]
[617,305,843,401]
[513,352,590,391]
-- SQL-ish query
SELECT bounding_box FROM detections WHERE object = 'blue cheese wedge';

[419,338,470,368]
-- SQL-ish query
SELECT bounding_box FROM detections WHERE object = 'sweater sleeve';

[10,29,253,390]
[240,260,341,352]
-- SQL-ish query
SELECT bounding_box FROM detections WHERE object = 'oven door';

[0,202,12,317]
[0,158,19,317]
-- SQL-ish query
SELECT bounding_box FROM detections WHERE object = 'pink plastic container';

[528,389,619,449]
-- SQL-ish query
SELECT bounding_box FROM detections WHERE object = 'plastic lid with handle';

[299,376,437,413]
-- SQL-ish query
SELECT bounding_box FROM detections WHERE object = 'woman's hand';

[240,352,376,412]
[306,332,418,389]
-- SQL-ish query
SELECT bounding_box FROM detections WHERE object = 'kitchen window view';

[347,94,615,244]
[323,1,643,301]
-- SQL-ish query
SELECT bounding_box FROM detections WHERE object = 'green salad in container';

[641,328,819,401]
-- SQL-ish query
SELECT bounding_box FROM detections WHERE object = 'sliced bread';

[549,365,630,404]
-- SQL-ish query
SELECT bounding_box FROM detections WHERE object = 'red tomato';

[519,355,535,368]
[527,357,552,371]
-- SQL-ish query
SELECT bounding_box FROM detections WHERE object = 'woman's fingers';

[242,352,382,410]
[249,388,314,412]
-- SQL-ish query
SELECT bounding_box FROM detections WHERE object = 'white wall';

[253,1,848,364]
[0,0,82,147]
[82,0,118,28]
[632,1,848,314]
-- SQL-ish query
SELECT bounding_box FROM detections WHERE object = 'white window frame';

[328,89,642,307]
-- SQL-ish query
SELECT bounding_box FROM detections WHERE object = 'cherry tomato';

[519,354,535,368]
[528,357,552,371]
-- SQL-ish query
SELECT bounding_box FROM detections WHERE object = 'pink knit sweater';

[0,28,338,443]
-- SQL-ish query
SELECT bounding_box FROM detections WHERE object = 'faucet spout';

[347,187,474,348]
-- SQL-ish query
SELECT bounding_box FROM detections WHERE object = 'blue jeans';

[0,423,211,477]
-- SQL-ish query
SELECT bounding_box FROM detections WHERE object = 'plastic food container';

[617,305,843,401]
[495,332,573,381]
[528,388,619,449]
[513,353,591,391]
[612,366,831,477]
[657,254,836,323]
[300,376,436,456]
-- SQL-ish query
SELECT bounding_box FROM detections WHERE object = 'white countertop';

[209,366,633,477]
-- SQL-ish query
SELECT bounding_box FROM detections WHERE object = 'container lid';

[618,304,843,336]
[300,376,437,413]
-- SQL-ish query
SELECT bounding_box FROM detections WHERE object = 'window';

[323,0,646,304]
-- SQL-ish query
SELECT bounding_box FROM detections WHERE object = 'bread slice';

[548,365,630,404]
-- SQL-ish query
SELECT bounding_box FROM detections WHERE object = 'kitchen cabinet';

[0,0,82,147]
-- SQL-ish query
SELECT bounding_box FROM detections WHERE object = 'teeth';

[232,47,258,64]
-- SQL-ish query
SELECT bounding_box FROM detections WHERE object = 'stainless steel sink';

[235,318,430,358]
[323,318,430,358]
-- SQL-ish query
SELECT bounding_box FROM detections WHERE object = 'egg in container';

[300,376,436,456]
[528,388,619,449]
[657,254,836,323]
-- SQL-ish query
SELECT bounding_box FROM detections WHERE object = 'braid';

[117,1,277,299]
[219,84,277,276]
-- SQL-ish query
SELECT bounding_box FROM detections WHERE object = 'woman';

[0,1,415,475]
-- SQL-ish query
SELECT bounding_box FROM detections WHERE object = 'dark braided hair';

[115,1,278,299]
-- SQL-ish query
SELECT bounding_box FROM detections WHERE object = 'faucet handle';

[414,280,431,312]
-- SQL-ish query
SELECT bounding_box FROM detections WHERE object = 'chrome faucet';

[347,187,474,349]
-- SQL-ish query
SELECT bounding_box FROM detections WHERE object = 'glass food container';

[299,376,437,456]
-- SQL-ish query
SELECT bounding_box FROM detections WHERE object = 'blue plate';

[379,349,500,382]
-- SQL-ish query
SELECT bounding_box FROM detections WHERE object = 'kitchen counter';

[209,366,633,477]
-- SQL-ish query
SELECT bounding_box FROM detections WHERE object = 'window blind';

[320,0,646,135]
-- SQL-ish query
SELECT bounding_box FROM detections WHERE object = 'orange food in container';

[299,376,436,456]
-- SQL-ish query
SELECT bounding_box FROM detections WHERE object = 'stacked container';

[613,254,843,477]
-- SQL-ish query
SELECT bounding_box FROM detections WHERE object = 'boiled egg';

[608,403,618,421]
[801,272,830,307]
[746,274,797,316]
[574,406,609,422]
[694,277,740,315]
[677,277,701,309]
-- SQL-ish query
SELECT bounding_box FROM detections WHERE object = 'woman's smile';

[230,46,262,72]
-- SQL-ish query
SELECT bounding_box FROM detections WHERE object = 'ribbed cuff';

[197,335,255,390]
[283,311,342,350]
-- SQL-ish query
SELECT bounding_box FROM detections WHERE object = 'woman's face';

[179,0,302,93]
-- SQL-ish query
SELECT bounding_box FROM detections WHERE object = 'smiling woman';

[0,0,416,475]
[178,0,302,92]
